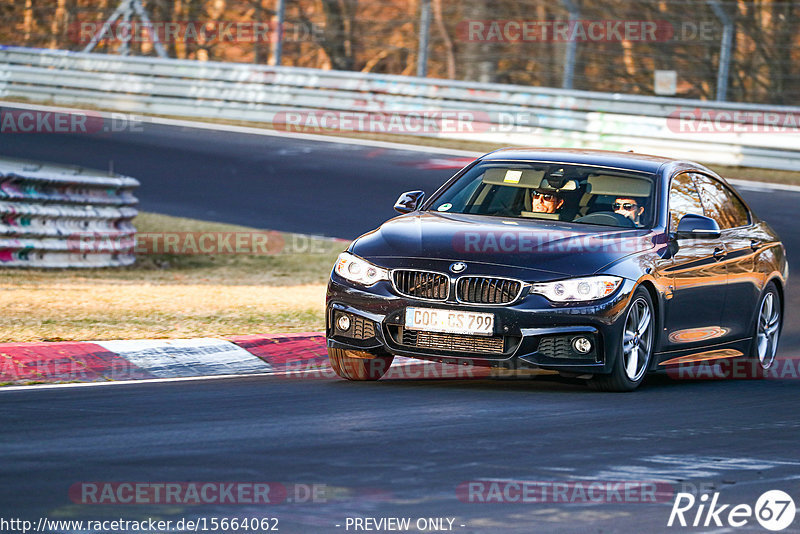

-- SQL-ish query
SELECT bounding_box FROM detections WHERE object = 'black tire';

[747,282,782,378]
[590,287,655,392]
[328,347,394,381]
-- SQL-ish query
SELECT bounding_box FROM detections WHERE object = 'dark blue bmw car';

[326,149,788,391]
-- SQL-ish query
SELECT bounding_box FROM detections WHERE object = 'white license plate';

[405,307,495,336]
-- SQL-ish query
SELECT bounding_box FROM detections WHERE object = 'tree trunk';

[432,0,455,79]
[318,0,355,70]
[461,1,496,83]
[23,0,34,44]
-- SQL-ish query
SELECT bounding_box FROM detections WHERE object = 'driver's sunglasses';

[532,192,556,201]
[613,202,638,210]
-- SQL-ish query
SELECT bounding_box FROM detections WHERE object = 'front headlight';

[334,252,389,286]
[530,276,622,303]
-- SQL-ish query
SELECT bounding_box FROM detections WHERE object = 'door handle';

[750,239,760,252]
[713,247,727,260]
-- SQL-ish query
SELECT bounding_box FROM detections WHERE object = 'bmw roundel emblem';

[450,262,467,273]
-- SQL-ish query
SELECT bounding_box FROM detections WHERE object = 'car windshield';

[429,161,658,228]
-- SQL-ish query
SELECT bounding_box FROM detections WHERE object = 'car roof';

[479,148,688,174]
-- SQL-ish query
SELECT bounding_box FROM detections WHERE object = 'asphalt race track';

[1,110,799,533]
[2,376,800,533]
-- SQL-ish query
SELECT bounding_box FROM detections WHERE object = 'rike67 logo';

[668,490,796,531]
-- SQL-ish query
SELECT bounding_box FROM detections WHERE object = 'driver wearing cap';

[531,190,565,214]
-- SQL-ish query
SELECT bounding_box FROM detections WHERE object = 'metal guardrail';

[0,157,138,268]
[1,46,799,171]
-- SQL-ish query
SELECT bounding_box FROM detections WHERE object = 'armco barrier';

[1,46,800,170]
[0,157,138,267]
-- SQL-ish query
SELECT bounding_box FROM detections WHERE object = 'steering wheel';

[574,211,636,228]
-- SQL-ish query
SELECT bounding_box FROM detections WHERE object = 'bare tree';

[317,0,355,70]
[461,1,497,83]
[432,0,455,78]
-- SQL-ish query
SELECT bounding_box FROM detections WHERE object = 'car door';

[691,173,760,343]
[660,172,728,352]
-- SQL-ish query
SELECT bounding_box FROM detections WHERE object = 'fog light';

[572,337,592,354]
[337,314,352,332]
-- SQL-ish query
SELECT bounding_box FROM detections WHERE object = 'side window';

[669,173,704,231]
[446,174,483,210]
[466,184,520,215]
[691,173,751,230]
[484,185,521,213]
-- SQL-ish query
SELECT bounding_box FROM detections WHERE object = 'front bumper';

[326,273,637,375]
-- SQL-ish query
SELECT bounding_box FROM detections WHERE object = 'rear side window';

[668,173,704,231]
[691,173,751,229]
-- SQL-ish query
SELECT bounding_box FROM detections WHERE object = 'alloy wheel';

[622,297,653,382]
[756,291,781,369]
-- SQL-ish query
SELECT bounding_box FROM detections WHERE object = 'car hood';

[351,212,656,278]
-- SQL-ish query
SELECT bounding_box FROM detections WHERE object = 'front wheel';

[590,287,655,392]
[328,347,394,381]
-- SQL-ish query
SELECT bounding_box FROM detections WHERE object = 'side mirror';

[675,214,721,240]
[394,190,425,214]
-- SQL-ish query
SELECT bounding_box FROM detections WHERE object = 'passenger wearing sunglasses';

[531,190,565,214]
[613,197,645,226]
